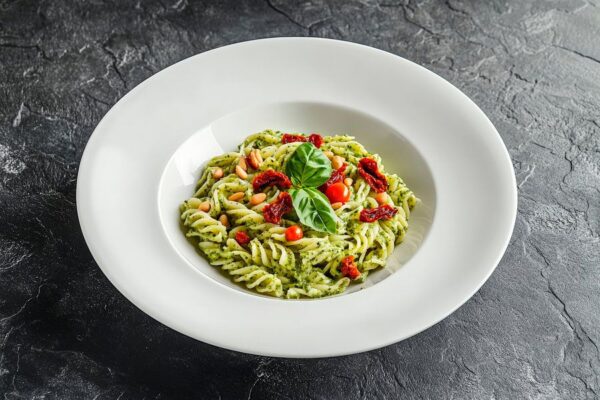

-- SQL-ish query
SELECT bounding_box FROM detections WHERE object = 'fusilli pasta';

[180,130,417,298]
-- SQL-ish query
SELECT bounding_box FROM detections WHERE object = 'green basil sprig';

[285,142,332,187]
[285,142,337,234]
[289,187,337,234]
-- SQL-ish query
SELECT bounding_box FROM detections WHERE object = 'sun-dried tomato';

[358,158,388,193]
[308,133,323,148]
[340,255,361,280]
[263,192,293,224]
[319,163,347,193]
[282,134,307,144]
[281,133,324,148]
[359,204,398,223]
[252,169,292,192]
[235,231,251,245]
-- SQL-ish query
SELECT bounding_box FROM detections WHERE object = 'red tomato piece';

[325,182,350,204]
[281,134,307,144]
[357,158,388,193]
[308,133,323,148]
[281,133,323,148]
[235,231,251,245]
[285,225,304,241]
[340,256,361,280]
[359,204,398,223]
[252,169,292,192]
[263,192,293,224]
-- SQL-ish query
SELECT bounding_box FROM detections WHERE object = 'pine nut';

[249,193,267,205]
[331,202,343,210]
[212,167,223,179]
[323,150,334,159]
[248,150,262,169]
[235,165,248,179]
[344,177,353,187]
[375,192,388,204]
[247,153,257,169]
[238,157,247,171]
[218,214,229,227]
[331,155,345,169]
[228,192,245,202]
[198,201,211,212]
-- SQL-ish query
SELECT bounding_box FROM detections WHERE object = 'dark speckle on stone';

[1,0,599,399]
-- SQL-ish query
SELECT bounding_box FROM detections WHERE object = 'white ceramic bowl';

[77,38,517,357]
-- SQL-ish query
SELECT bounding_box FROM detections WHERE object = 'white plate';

[77,38,517,357]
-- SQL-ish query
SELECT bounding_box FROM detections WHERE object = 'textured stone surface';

[1,0,599,398]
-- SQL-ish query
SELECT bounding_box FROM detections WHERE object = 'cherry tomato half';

[285,225,303,241]
[325,182,350,204]
[235,231,251,245]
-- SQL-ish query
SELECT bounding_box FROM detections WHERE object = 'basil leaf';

[289,187,337,234]
[285,142,332,187]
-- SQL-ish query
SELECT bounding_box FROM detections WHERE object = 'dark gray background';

[1,0,599,398]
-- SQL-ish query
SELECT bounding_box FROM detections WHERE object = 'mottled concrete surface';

[1,0,599,398]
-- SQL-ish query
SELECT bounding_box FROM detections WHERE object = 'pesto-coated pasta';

[180,130,417,298]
